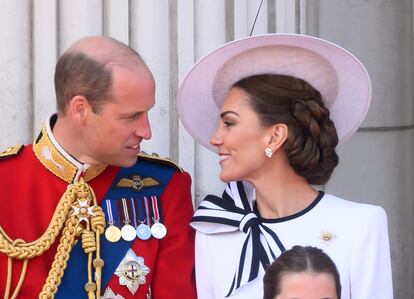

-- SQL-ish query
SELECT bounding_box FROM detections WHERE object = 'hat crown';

[213,45,338,110]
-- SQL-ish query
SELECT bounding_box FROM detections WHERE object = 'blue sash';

[55,159,174,298]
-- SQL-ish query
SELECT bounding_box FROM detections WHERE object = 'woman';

[176,34,392,298]
[263,245,341,299]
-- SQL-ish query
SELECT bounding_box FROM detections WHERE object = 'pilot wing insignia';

[116,175,160,191]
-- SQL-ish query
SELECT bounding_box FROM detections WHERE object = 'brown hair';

[233,74,338,185]
[54,52,113,114]
[54,37,145,114]
[263,246,341,299]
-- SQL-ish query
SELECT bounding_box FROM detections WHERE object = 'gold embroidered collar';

[33,115,107,183]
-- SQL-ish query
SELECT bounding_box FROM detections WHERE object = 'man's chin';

[115,156,138,168]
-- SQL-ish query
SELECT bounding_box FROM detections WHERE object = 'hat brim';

[177,33,371,152]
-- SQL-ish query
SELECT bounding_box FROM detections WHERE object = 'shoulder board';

[138,152,183,172]
[0,144,24,159]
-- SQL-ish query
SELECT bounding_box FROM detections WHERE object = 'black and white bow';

[191,181,286,297]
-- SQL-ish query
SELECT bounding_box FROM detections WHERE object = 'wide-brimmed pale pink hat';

[177,33,371,152]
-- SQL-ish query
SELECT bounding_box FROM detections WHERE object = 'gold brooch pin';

[320,230,336,245]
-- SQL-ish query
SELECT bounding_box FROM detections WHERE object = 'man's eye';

[122,113,141,120]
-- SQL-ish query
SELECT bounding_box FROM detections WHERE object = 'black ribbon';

[191,181,286,297]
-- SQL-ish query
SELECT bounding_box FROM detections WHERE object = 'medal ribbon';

[143,196,152,226]
[151,195,161,223]
[121,198,131,224]
[105,199,115,225]
[136,197,146,223]
[129,197,138,228]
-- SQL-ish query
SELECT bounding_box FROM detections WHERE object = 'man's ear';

[268,123,288,151]
[67,95,91,123]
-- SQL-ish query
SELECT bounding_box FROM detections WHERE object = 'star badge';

[72,200,95,223]
[101,287,125,299]
[115,249,150,295]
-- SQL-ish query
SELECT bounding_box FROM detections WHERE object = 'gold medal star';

[72,200,95,223]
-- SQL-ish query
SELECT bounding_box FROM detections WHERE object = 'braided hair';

[233,74,338,185]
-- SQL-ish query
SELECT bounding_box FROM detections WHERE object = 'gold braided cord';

[90,206,105,236]
[0,179,106,299]
[10,259,28,299]
[82,230,97,254]
[38,215,80,298]
[84,222,96,299]
[4,257,12,299]
[0,188,76,259]
[39,179,105,299]
[89,188,105,298]
[4,241,39,298]
[93,234,104,297]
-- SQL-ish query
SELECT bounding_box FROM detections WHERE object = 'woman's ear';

[268,123,288,151]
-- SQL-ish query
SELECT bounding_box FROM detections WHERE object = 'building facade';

[0,0,412,297]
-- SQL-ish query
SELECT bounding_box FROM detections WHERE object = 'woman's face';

[275,271,338,299]
[210,87,274,182]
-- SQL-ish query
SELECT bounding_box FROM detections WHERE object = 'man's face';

[84,66,155,167]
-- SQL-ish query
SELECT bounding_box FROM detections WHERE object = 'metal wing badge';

[116,175,160,191]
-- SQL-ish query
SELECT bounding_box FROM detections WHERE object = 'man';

[0,36,196,299]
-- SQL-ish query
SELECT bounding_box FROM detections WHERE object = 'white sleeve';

[195,231,214,299]
[350,206,393,298]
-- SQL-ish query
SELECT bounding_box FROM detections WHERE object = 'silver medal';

[121,224,136,241]
[136,223,152,240]
[151,222,167,239]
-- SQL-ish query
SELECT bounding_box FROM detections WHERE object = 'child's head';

[263,246,341,299]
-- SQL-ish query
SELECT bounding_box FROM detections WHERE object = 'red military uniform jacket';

[0,117,196,299]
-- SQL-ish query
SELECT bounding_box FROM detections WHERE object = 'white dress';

[191,181,393,299]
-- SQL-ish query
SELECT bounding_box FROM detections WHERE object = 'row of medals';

[105,220,167,243]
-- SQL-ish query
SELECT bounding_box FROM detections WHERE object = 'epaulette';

[0,144,24,160]
[138,152,183,172]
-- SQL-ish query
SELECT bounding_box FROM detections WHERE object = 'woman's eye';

[223,120,234,127]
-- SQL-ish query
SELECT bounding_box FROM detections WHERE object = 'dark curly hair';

[263,246,341,299]
[233,74,339,185]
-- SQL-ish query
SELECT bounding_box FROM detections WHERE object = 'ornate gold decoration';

[0,144,24,159]
[322,231,331,241]
[320,230,336,245]
[33,126,107,183]
[0,178,106,299]
[116,175,160,191]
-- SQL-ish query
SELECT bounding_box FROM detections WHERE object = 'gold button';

[322,232,331,241]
